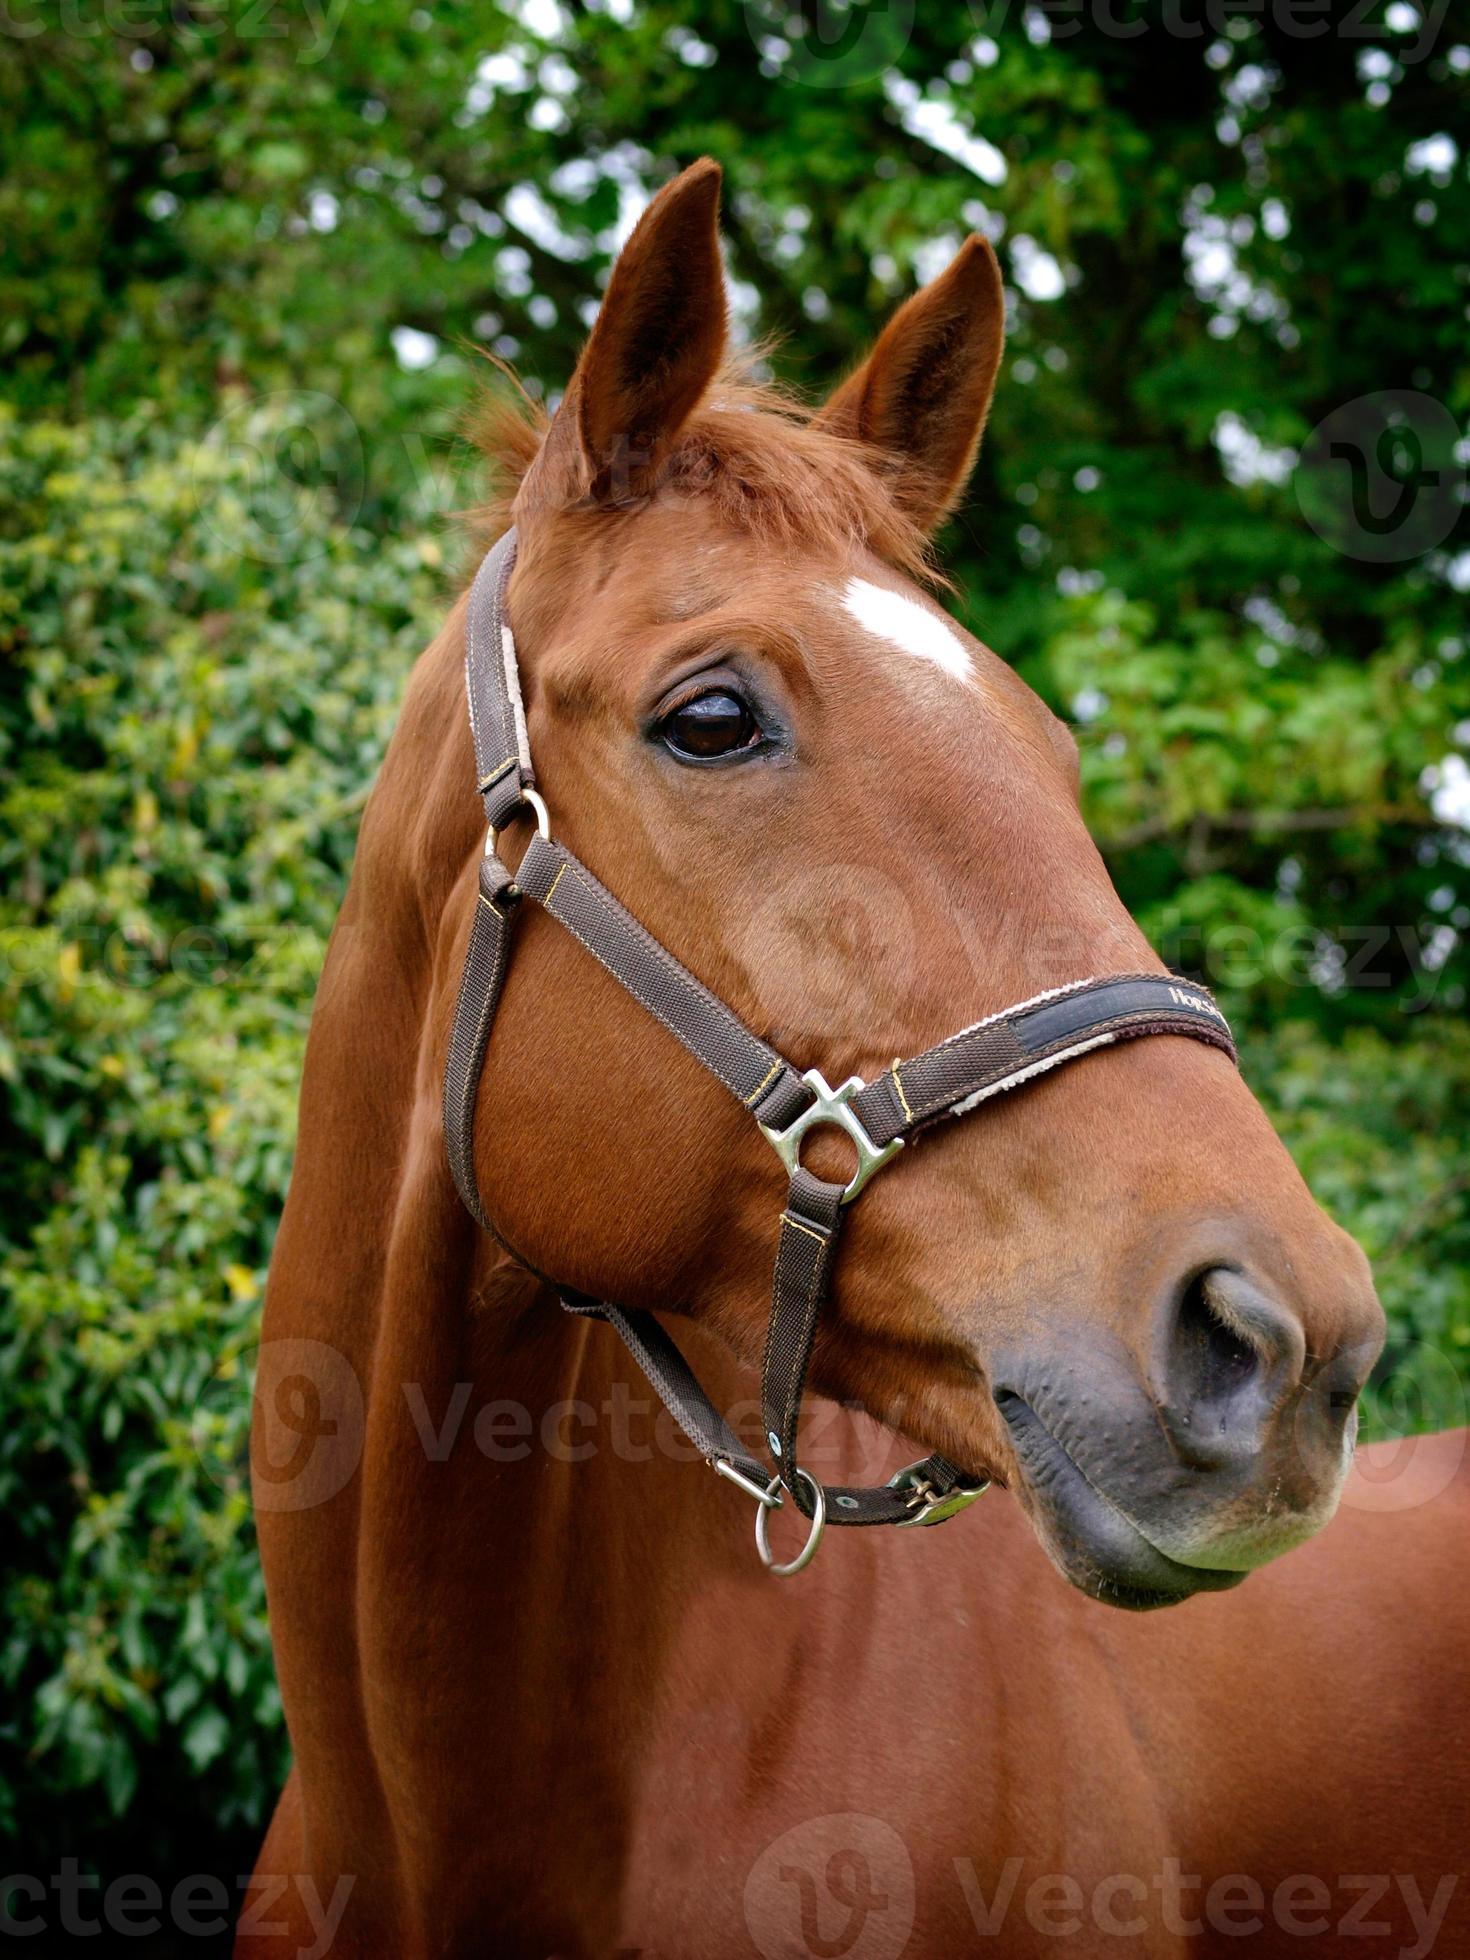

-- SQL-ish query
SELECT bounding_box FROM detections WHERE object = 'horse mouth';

[994,1391,1247,1612]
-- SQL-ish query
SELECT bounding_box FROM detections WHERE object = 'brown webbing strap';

[560,1174,967,1528]
[465,530,536,833]
[515,832,809,1127]
[852,973,1236,1149]
[561,1296,770,1482]
[760,1170,966,1524]
[442,853,519,1233]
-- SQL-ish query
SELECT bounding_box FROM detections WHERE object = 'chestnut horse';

[244,161,1468,1958]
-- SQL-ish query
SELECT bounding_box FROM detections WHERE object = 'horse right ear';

[814,235,1005,535]
[524,158,727,512]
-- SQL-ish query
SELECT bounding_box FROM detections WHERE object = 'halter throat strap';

[443,530,1237,1569]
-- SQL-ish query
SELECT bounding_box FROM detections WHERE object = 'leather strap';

[563,1296,770,1483]
[465,531,536,833]
[515,833,809,1126]
[442,853,519,1233]
[759,1170,963,1524]
[442,528,1240,1547]
[852,973,1236,1149]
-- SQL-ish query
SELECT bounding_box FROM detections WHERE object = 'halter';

[443,531,1237,1575]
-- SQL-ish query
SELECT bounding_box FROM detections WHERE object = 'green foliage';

[1253,1020,1470,1441]
[0,403,445,1873]
[2,0,1468,1903]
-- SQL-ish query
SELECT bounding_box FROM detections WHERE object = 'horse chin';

[1147,1443,1353,1577]
[997,1392,1250,1612]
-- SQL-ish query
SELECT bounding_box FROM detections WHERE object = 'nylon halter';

[443,530,1237,1576]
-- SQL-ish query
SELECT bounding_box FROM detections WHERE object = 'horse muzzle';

[991,1260,1383,1611]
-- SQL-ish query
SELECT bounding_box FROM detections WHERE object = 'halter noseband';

[443,531,1237,1576]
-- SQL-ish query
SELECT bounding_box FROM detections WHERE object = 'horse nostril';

[1175,1270,1262,1402]
[1157,1265,1305,1460]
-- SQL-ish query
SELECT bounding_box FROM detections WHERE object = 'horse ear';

[532,157,727,509]
[815,235,1005,534]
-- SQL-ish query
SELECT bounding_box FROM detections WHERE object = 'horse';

[242,159,1469,1958]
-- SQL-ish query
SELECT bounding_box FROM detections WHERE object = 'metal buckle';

[754,1469,826,1577]
[759,1069,903,1205]
[889,1460,991,1528]
[487,786,551,859]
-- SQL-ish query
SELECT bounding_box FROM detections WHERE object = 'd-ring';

[488,786,551,858]
[755,1469,826,1578]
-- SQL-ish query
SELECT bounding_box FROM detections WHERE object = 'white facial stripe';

[841,577,974,687]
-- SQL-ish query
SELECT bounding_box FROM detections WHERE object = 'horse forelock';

[464,352,941,590]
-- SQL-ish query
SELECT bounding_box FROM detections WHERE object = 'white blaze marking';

[841,577,973,686]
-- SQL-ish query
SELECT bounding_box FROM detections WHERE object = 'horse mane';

[464,351,942,587]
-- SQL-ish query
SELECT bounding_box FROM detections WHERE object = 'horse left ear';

[527,157,727,511]
[815,235,1005,534]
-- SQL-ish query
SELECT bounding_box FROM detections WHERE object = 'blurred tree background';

[2,0,1467,1933]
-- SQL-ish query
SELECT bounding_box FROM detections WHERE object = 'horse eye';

[659,690,760,762]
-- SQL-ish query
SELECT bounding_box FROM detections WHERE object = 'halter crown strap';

[466,532,536,832]
[442,529,1238,1568]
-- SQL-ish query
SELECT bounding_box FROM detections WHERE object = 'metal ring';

[487,786,551,858]
[755,1469,826,1578]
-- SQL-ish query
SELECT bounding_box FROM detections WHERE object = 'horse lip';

[993,1388,1246,1610]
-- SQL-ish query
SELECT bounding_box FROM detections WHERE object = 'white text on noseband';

[1169,985,1227,1023]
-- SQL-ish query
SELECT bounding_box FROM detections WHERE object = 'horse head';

[452,158,1385,1610]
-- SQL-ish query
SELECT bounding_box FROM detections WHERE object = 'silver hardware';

[755,1469,826,1577]
[488,786,551,858]
[889,1460,991,1528]
[759,1069,903,1205]
[711,1457,783,1509]
[766,1429,782,1455]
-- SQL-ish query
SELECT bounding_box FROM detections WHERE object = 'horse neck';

[362,1171,759,1622]
[263,613,898,1844]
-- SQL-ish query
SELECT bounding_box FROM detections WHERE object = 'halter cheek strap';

[443,530,1238,1575]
